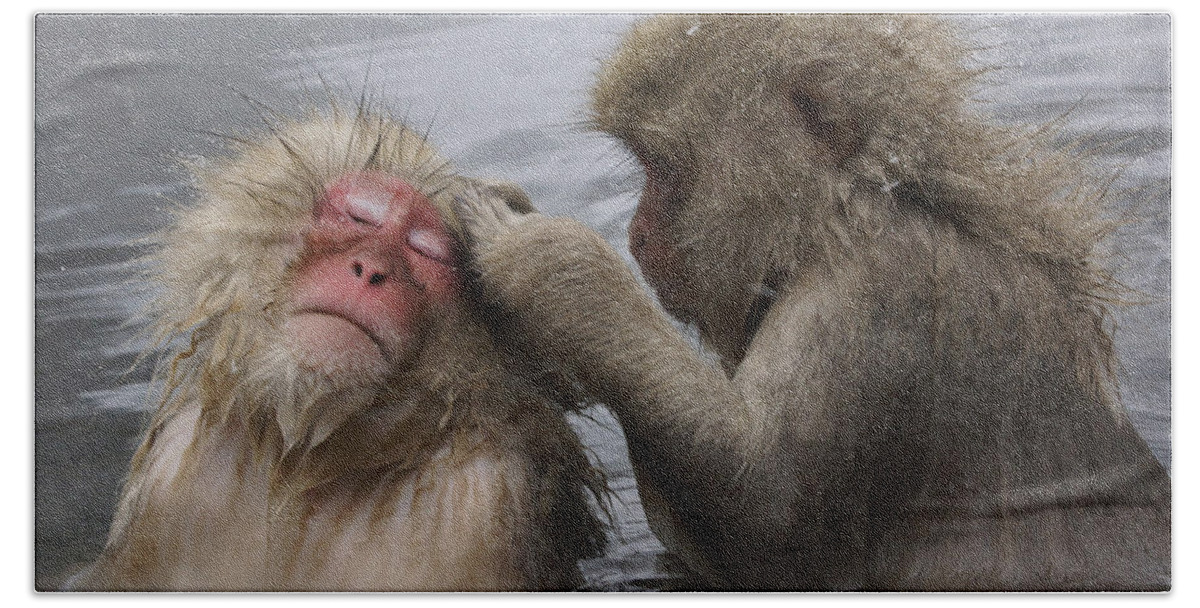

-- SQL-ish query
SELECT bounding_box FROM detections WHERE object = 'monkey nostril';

[352,261,386,285]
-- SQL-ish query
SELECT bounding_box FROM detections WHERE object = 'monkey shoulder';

[88,404,587,590]
[383,422,600,590]
[756,215,1170,588]
[71,403,275,590]
[460,397,606,539]
[736,247,937,420]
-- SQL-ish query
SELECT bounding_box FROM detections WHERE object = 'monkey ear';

[787,69,867,164]
[481,181,537,215]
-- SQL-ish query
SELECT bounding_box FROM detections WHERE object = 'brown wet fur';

[68,106,606,592]
[461,14,1169,590]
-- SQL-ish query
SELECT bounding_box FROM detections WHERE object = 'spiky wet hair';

[104,105,612,588]
[138,106,472,441]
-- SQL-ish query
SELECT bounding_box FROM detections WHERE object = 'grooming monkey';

[457,14,1170,590]
[70,107,605,591]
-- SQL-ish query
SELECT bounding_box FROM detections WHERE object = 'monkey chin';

[283,312,396,382]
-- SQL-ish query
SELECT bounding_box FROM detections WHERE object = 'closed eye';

[345,194,387,227]
[407,228,453,265]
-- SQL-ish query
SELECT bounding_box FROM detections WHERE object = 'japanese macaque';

[457,14,1170,591]
[69,108,606,591]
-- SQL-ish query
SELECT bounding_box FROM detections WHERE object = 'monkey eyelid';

[345,193,388,227]
[407,228,453,265]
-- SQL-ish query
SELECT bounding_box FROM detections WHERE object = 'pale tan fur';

[85,401,537,591]
[71,107,605,591]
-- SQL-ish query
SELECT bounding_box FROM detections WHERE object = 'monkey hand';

[454,186,688,401]
[453,184,628,316]
[453,184,538,251]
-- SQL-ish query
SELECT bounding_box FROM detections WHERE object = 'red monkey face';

[285,171,461,377]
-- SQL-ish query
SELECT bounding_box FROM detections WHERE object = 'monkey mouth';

[289,308,390,364]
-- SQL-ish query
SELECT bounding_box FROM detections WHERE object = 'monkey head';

[149,110,497,450]
[589,14,1092,364]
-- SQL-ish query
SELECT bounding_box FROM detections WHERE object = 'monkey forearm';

[472,221,789,563]
[460,194,797,561]
[472,217,753,443]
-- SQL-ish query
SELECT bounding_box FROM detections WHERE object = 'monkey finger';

[454,186,529,240]
[453,190,500,237]
[480,181,538,215]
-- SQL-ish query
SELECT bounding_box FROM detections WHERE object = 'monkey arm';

[457,190,920,586]
[456,187,715,411]
[469,214,750,444]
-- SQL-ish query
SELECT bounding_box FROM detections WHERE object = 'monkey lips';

[285,171,461,377]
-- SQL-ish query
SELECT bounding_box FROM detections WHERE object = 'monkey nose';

[351,260,389,286]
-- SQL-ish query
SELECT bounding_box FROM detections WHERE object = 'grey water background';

[33,14,1171,590]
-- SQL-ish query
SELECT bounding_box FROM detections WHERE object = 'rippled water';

[33,13,1170,590]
